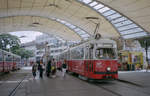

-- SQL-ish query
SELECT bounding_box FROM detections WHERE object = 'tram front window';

[95,48,116,59]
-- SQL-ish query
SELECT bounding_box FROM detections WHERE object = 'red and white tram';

[0,49,21,73]
[56,38,118,80]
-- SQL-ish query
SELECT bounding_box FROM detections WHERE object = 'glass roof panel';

[50,17,90,41]
[56,18,61,22]
[81,0,92,4]
[114,20,133,28]
[83,37,89,40]
[118,24,138,31]
[102,10,116,17]
[77,30,86,35]
[78,0,148,39]
[120,28,143,35]
[107,13,122,20]
[123,32,147,39]
[69,25,76,29]
[59,20,66,24]
[89,1,98,7]
[98,7,110,13]
[76,31,84,35]
[74,28,81,31]
[93,3,104,10]
[81,34,90,38]
[55,36,65,42]
[65,22,71,26]
[111,17,127,24]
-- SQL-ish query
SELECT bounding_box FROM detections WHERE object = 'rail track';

[0,73,29,96]
[8,74,28,96]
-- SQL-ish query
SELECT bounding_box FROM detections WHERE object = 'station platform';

[1,67,150,96]
[118,70,150,87]
[15,69,116,96]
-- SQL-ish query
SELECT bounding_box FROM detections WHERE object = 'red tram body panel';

[67,60,118,80]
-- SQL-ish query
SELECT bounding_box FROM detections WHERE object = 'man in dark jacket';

[46,60,51,77]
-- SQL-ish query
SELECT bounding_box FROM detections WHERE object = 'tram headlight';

[107,67,111,71]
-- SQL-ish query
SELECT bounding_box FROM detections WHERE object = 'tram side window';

[6,55,13,61]
[85,47,89,59]
[85,48,93,59]
[67,51,70,60]
[64,52,68,60]
[71,47,84,59]
[16,58,20,62]
[60,52,68,60]
[95,48,115,59]
[0,52,2,61]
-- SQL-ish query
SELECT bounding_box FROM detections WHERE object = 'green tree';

[0,34,34,59]
[0,34,21,51]
[15,48,34,59]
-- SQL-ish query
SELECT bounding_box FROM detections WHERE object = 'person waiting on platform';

[51,58,56,78]
[32,63,37,79]
[62,60,67,78]
[46,60,51,77]
[39,61,45,78]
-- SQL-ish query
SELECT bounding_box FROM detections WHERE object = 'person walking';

[32,63,37,78]
[37,61,41,73]
[62,60,67,78]
[46,60,51,77]
[39,61,44,78]
[51,59,56,78]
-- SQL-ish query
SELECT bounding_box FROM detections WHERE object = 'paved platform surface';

[118,70,150,87]
[1,67,150,96]
[17,71,117,96]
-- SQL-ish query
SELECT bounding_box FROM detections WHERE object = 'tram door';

[85,47,93,78]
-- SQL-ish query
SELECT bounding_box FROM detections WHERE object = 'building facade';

[35,34,68,63]
[21,41,36,65]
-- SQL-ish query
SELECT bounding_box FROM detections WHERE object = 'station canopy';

[0,0,150,42]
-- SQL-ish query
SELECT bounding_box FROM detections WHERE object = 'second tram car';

[56,38,118,80]
[0,49,21,73]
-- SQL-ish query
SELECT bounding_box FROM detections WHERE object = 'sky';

[10,31,43,44]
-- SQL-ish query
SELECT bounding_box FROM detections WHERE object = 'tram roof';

[0,0,150,42]
[0,49,21,58]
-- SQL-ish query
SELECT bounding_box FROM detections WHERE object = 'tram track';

[117,79,143,87]
[91,80,150,96]
[70,74,122,96]
[0,72,29,96]
[89,81,122,96]
[70,73,149,96]
[8,74,28,96]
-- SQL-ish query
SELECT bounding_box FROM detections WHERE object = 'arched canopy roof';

[0,0,149,41]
